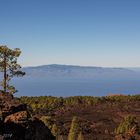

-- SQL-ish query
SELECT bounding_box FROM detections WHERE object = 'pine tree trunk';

[4,54,7,93]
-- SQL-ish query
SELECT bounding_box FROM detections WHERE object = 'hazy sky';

[0,0,140,67]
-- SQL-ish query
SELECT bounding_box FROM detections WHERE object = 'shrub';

[115,115,138,134]
[40,116,53,130]
[68,116,79,140]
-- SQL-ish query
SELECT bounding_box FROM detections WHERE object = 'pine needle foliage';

[0,45,25,94]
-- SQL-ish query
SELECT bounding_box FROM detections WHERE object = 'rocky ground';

[0,93,140,140]
[52,101,140,140]
[0,92,55,140]
[21,95,140,140]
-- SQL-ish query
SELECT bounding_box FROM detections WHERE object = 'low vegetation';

[21,95,140,113]
[20,94,140,140]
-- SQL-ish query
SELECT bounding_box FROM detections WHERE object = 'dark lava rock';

[0,92,55,140]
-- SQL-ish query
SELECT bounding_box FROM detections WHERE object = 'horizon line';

[22,63,140,69]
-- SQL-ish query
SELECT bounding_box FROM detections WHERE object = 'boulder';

[0,92,56,140]
[4,111,28,123]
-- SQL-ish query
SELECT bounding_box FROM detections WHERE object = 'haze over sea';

[9,64,140,97]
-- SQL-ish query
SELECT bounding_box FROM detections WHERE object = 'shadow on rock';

[1,118,55,140]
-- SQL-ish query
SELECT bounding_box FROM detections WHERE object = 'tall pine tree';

[0,45,25,94]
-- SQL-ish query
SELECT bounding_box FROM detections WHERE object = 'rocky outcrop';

[0,93,27,122]
[4,111,28,123]
[0,92,55,140]
[25,118,55,140]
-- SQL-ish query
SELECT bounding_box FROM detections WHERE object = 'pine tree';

[115,115,138,134]
[0,45,25,94]
[68,116,79,140]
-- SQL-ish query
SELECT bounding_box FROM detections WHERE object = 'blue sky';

[0,0,140,67]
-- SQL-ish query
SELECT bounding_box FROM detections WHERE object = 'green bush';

[40,116,53,130]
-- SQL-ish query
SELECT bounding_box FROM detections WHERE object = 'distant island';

[8,64,140,97]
